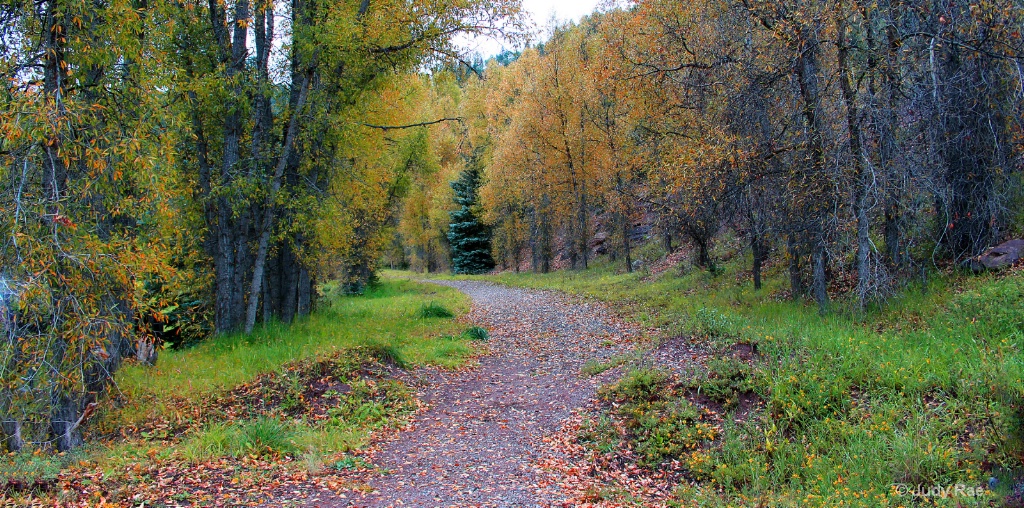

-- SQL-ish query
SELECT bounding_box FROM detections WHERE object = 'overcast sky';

[456,0,605,58]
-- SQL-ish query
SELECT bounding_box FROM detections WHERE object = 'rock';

[135,337,158,366]
[590,231,611,255]
[973,239,1024,271]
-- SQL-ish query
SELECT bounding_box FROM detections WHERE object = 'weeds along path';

[334,279,642,507]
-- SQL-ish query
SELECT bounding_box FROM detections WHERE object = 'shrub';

[629,398,717,467]
[600,368,670,403]
[691,357,755,409]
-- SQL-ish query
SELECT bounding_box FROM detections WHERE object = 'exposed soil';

[639,335,711,376]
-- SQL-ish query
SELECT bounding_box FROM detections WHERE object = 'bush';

[419,302,454,319]
[600,368,670,403]
[629,397,716,467]
[597,368,718,469]
[690,357,755,409]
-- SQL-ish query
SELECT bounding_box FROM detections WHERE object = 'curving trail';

[329,279,641,508]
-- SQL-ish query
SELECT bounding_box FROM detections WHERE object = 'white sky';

[456,0,604,58]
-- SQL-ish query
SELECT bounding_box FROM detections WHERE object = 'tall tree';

[0,0,175,450]
[448,161,496,274]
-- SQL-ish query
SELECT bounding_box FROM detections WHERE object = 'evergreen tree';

[448,164,496,274]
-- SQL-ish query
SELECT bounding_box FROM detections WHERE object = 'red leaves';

[50,213,76,229]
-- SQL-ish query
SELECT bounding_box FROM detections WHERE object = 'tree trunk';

[623,213,633,273]
[49,394,83,452]
[752,236,764,290]
[813,238,828,316]
[787,233,803,299]
[297,267,312,317]
[884,205,901,266]
[213,0,250,334]
[1,420,23,452]
[579,187,589,270]
[40,0,85,450]
[244,72,312,334]
[837,6,872,311]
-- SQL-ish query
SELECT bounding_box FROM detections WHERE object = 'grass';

[581,351,639,376]
[419,301,455,318]
[116,278,470,398]
[591,367,719,470]
[450,247,1023,506]
[464,325,490,341]
[2,277,477,505]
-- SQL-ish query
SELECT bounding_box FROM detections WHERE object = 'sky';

[455,0,605,58]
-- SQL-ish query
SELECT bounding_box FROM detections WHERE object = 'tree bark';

[752,236,764,290]
[787,233,803,299]
[245,72,312,334]
[813,238,828,316]
[214,0,250,333]
[837,5,872,311]
[623,213,633,273]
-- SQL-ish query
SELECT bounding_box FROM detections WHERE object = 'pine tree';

[448,164,496,274]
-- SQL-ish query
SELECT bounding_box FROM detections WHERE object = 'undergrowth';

[1,277,477,505]
[467,248,1023,506]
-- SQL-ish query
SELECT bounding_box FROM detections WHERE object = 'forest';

[1,0,1023,503]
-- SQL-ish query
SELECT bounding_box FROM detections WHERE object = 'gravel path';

[332,280,642,507]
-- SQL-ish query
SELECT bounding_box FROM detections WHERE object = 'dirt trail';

[327,280,642,507]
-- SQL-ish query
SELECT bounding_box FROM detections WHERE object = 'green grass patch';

[113,278,469,399]
[581,352,638,376]
[464,326,489,341]
[419,301,455,318]
[688,357,756,410]
[595,368,719,471]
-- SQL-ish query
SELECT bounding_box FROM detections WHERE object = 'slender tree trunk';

[881,16,904,267]
[297,267,312,317]
[837,6,872,311]
[244,73,312,334]
[813,238,828,315]
[40,0,85,451]
[752,236,764,290]
[623,213,633,273]
[579,188,589,270]
[787,233,803,299]
[794,26,829,312]
[231,210,250,324]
